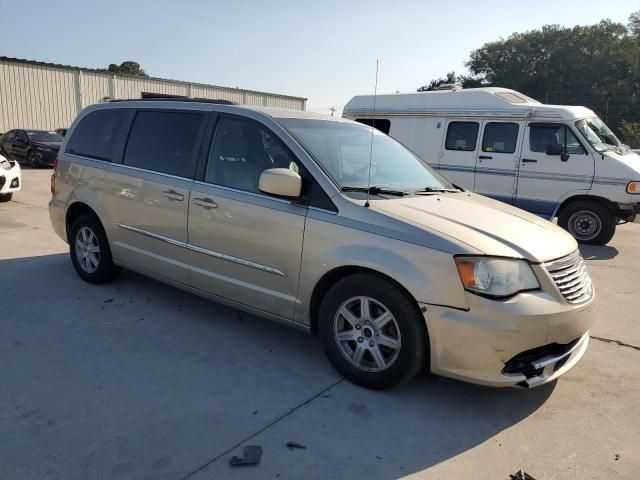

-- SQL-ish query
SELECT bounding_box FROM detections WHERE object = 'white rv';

[343,87,640,245]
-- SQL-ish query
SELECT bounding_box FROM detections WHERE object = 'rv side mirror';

[258,168,302,198]
[546,143,563,156]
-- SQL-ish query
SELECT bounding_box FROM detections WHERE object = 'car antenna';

[364,59,379,208]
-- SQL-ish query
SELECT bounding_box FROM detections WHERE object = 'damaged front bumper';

[422,288,595,388]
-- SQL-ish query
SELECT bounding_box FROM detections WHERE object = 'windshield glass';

[278,119,453,193]
[575,118,629,155]
[27,131,64,143]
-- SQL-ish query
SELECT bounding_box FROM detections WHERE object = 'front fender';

[295,215,470,326]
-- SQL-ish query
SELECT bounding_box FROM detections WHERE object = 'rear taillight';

[50,157,58,194]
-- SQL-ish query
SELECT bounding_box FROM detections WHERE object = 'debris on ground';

[286,441,306,450]
[229,445,262,466]
[509,471,536,480]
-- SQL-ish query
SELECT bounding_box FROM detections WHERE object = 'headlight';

[454,256,540,298]
[627,181,639,194]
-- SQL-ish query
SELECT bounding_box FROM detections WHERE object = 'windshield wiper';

[341,186,408,196]
[414,186,461,194]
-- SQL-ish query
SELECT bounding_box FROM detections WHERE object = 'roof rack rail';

[107,97,238,105]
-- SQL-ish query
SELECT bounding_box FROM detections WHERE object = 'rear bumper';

[422,289,595,388]
[0,162,21,194]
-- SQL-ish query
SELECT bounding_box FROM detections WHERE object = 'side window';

[16,131,28,142]
[482,122,519,153]
[4,131,15,142]
[205,116,300,194]
[66,109,130,161]
[355,118,391,135]
[529,124,586,155]
[445,122,479,151]
[123,111,204,177]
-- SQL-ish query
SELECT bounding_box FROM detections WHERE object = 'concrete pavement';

[1,168,639,479]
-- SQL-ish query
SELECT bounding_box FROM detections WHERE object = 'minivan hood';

[372,192,577,263]
[604,150,640,174]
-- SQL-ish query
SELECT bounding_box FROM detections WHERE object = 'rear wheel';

[318,273,428,389]
[558,200,616,245]
[69,214,121,283]
[0,193,12,203]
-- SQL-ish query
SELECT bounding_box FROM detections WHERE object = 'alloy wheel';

[333,296,402,372]
[75,226,101,274]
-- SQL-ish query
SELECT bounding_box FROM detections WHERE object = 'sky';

[0,0,637,114]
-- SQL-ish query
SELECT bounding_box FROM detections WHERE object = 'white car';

[0,153,21,202]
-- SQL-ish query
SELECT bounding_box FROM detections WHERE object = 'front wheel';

[69,214,121,283]
[319,273,428,389]
[558,200,616,245]
[27,150,39,168]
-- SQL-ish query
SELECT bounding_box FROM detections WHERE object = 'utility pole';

[329,107,336,117]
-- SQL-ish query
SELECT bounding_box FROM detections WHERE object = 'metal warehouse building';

[0,56,307,132]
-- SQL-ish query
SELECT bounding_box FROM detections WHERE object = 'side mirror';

[258,168,302,198]
[545,143,563,156]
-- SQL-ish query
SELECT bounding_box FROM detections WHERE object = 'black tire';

[69,214,121,284]
[558,200,616,245]
[27,150,38,168]
[318,273,428,390]
[0,193,12,203]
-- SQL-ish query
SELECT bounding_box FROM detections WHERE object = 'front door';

[437,120,480,190]
[13,131,29,161]
[188,114,307,320]
[515,122,594,218]
[473,121,523,204]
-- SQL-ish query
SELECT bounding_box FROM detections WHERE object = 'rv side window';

[482,122,519,153]
[445,122,479,151]
[355,118,391,135]
[529,124,586,155]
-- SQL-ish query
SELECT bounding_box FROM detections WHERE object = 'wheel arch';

[553,194,618,219]
[308,265,424,336]
[65,201,102,239]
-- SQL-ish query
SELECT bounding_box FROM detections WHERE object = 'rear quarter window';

[66,109,132,161]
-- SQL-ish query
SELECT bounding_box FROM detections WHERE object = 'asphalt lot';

[1,168,639,480]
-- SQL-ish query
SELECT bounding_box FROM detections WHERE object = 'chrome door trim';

[116,223,187,248]
[116,223,285,277]
[187,243,285,277]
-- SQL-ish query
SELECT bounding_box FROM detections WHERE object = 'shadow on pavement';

[0,253,553,480]
[580,244,619,261]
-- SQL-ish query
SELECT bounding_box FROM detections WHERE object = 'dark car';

[0,129,63,167]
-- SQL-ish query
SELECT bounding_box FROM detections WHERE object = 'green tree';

[619,120,640,148]
[106,61,148,78]
[420,11,640,135]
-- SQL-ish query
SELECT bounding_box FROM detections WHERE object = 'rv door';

[473,121,523,204]
[438,120,480,190]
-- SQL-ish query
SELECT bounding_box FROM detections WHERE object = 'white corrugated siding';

[0,59,305,132]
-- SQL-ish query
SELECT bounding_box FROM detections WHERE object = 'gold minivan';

[49,100,595,389]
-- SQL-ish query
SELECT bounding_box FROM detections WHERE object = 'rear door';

[106,109,207,283]
[438,120,480,189]
[515,123,593,217]
[187,113,307,320]
[473,121,523,204]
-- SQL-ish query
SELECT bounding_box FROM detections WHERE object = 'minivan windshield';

[575,117,629,155]
[279,119,454,194]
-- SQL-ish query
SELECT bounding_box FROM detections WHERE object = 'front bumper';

[615,202,640,223]
[35,149,58,166]
[422,289,595,388]
[0,161,21,194]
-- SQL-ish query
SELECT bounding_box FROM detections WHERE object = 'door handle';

[522,158,538,163]
[478,155,493,160]
[193,197,218,209]
[163,189,184,201]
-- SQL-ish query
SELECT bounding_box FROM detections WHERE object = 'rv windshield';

[575,118,629,155]
[278,118,453,194]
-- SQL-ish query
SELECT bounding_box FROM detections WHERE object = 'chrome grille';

[544,250,593,304]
